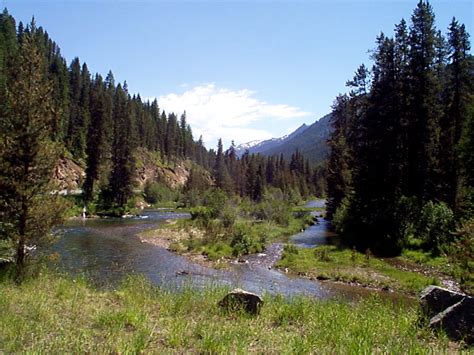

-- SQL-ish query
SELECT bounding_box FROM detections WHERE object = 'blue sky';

[3,0,472,148]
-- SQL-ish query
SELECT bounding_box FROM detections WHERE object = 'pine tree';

[443,18,472,213]
[84,74,107,202]
[213,138,233,193]
[406,0,443,200]
[351,33,402,253]
[0,26,64,278]
[66,57,83,158]
[107,83,136,209]
[394,18,411,195]
[49,53,69,141]
[326,94,353,219]
[0,9,17,119]
[165,113,177,162]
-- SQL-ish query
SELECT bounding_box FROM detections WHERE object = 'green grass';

[0,272,453,353]
[400,249,474,295]
[401,249,452,273]
[277,245,441,295]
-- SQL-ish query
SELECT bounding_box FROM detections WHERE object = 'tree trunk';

[15,202,27,283]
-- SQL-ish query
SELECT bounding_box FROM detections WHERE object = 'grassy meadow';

[0,272,457,353]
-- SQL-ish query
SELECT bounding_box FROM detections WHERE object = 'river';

[50,201,399,300]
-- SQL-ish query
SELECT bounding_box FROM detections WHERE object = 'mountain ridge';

[234,114,332,165]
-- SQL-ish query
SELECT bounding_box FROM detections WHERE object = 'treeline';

[0,10,211,210]
[326,1,473,255]
[183,139,325,205]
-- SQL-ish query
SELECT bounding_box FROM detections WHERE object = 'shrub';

[202,189,227,219]
[447,219,474,294]
[230,223,263,256]
[314,247,331,261]
[143,181,174,204]
[395,196,421,243]
[221,206,237,229]
[190,206,213,228]
[202,242,233,261]
[252,189,292,226]
[0,239,15,262]
[332,197,351,234]
[285,188,302,206]
[280,244,299,263]
[180,189,202,208]
[283,244,299,255]
[417,201,454,254]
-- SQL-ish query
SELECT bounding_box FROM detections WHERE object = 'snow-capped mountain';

[233,113,333,164]
[235,123,308,156]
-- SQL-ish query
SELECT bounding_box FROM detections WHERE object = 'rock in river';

[218,288,263,315]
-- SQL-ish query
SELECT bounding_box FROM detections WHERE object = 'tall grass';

[0,272,452,353]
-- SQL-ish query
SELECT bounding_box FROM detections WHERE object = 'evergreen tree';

[165,113,177,162]
[350,34,402,253]
[0,27,63,277]
[49,53,69,141]
[406,0,443,200]
[83,74,107,202]
[107,84,136,209]
[325,1,472,254]
[213,138,233,193]
[66,57,84,158]
[0,9,17,119]
[442,18,472,213]
[326,94,352,218]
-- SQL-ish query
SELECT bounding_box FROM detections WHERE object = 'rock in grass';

[419,285,465,319]
[429,297,474,345]
[218,288,263,315]
[420,285,474,344]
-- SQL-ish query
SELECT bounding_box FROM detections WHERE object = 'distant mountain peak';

[234,114,333,164]
[235,123,310,157]
[236,140,263,150]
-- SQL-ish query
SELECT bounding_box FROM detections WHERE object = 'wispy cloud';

[154,83,311,148]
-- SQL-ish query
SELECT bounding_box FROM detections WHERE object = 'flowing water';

[50,201,405,301]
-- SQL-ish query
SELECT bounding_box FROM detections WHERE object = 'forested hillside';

[0,10,213,206]
[326,2,473,256]
[0,9,324,207]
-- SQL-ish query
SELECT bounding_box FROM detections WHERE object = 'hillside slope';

[261,113,333,164]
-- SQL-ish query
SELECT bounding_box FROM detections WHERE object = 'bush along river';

[49,201,409,302]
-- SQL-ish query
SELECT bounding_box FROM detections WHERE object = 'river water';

[50,201,399,300]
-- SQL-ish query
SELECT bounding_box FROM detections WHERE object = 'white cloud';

[154,83,311,149]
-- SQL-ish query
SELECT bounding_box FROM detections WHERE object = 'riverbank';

[0,272,458,353]
[276,245,462,296]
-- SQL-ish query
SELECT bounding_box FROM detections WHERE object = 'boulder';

[419,285,465,318]
[429,297,474,344]
[218,288,263,315]
[420,285,474,344]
